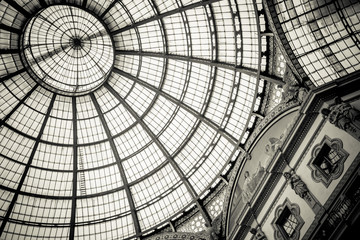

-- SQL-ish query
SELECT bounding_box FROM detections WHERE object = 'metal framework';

[90,93,142,235]
[69,97,78,239]
[0,93,56,235]
[115,50,284,85]
[112,67,240,147]
[105,85,212,225]
[3,0,31,18]
[109,0,222,35]
[0,0,277,238]
[264,0,360,87]
[0,23,22,34]
[0,68,26,84]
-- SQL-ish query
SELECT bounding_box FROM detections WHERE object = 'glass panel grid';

[0,127,35,165]
[14,0,41,14]
[3,222,70,239]
[79,164,124,195]
[0,0,269,238]
[21,5,114,95]
[123,142,167,183]
[183,63,212,113]
[104,104,136,136]
[86,0,113,16]
[237,1,260,69]
[22,167,73,196]
[137,57,163,88]
[186,7,212,59]
[10,195,71,224]
[32,143,73,170]
[76,191,130,223]
[163,14,188,56]
[137,183,191,230]
[6,91,50,137]
[107,71,136,99]
[131,164,181,208]
[78,141,115,170]
[188,135,232,194]
[225,73,256,139]
[121,0,155,23]
[159,107,198,155]
[205,68,234,126]
[161,60,188,99]
[0,190,14,218]
[0,54,23,78]
[0,29,18,49]
[0,155,26,189]
[104,2,132,31]
[114,55,140,78]
[0,73,36,120]
[175,122,217,174]
[143,96,178,136]
[41,116,73,144]
[0,1,26,29]
[273,0,360,86]
[212,2,236,64]
[113,124,152,159]
[113,28,140,50]
[155,0,178,14]
[138,21,164,52]
[75,216,135,240]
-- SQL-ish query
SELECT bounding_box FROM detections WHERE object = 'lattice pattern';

[0,0,267,239]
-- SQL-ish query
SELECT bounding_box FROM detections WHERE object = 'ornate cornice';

[222,100,300,237]
[303,153,360,240]
[223,56,360,240]
[144,232,209,240]
[245,100,300,151]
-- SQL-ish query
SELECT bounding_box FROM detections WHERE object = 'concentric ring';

[20,5,114,95]
[0,0,268,238]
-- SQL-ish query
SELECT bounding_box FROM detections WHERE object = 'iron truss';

[0,0,277,239]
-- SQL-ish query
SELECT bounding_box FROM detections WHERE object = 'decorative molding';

[225,92,319,238]
[203,182,226,206]
[267,30,275,76]
[225,72,360,239]
[258,114,325,225]
[224,102,300,237]
[144,232,208,240]
[323,154,360,211]
[245,100,300,150]
[174,206,199,230]
[271,198,304,240]
[222,152,247,237]
[308,136,349,187]
[283,171,322,214]
[174,183,225,232]
[303,153,360,240]
[282,64,298,86]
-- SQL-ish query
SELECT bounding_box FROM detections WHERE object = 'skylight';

[0,0,266,239]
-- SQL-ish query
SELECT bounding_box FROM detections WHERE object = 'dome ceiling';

[21,5,114,95]
[0,0,267,239]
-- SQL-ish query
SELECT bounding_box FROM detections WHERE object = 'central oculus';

[21,5,114,95]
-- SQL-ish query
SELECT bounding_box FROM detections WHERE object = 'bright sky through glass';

[22,5,114,95]
[0,0,267,239]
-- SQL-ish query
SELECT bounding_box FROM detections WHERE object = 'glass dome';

[0,0,267,239]
[21,5,114,95]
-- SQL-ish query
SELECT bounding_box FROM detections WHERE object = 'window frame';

[308,135,349,187]
[271,198,304,240]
